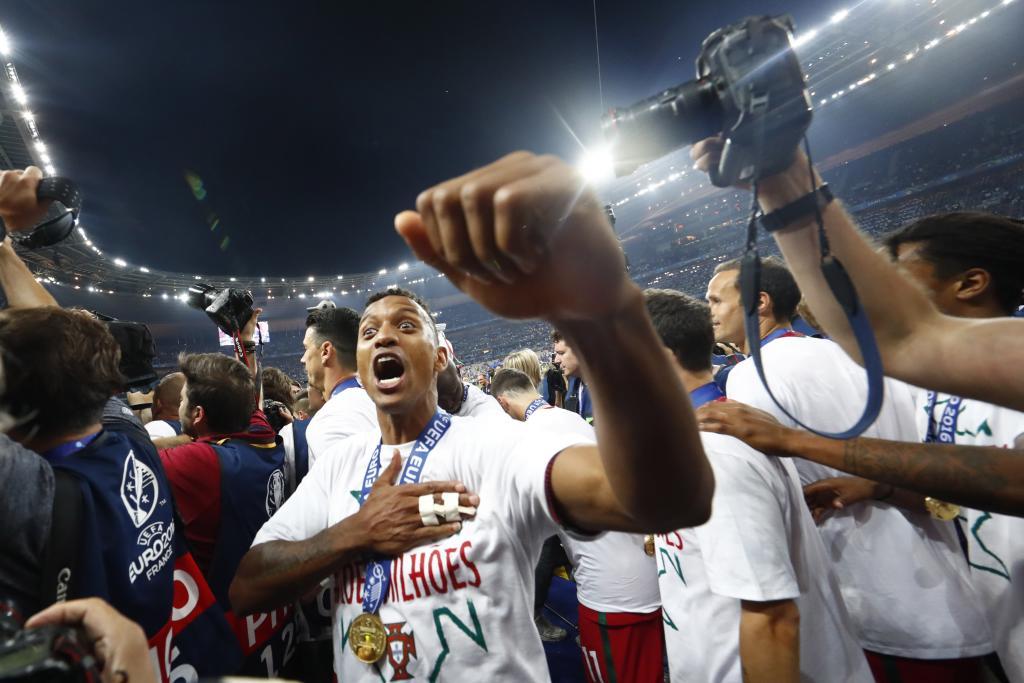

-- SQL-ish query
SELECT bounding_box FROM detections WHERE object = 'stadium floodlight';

[139,266,150,273]
[577,146,615,185]
[10,82,27,105]
[35,140,47,154]
[114,258,127,267]
[162,293,168,299]
[0,27,10,56]
[887,62,896,70]
[44,164,56,176]
[260,277,266,282]
[398,262,410,272]
[298,293,306,299]
[831,9,850,24]
[230,277,237,281]
[194,275,202,280]
[378,268,387,275]
[337,274,344,279]
[307,276,315,282]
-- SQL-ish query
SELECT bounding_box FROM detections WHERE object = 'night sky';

[0,0,821,277]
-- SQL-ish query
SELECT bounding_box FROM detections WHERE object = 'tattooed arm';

[697,401,1024,516]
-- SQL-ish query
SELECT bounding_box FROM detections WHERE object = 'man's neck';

[509,392,544,421]
[377,397,438,445]
[947,300,1005,320]
[735,318,788,353]
[676,369,716,395]
[154,410,178,422]
[25,422,102,454]
[324,367,358,399]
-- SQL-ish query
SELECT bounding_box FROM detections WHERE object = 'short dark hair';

[154,371,185,411]
[884,212,1024,314]
[305,306,360,370]
[714,255,800,323]
[490,368,536,398]
[179,352,255,434]
[644,288,715,373]
[550,329,564,344]
[0,308,124,436]
[363,287,437,340]
[261,366,295,407]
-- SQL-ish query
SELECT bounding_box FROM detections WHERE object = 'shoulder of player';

[699,431,783,482]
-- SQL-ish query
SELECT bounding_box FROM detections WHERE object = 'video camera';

[0,601,99,683]
[602,15,812,187]
[91,313,158,391]
[186,282,254,336]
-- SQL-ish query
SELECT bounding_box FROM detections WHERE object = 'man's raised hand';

[0,167,51,231]
[394,151,636,321]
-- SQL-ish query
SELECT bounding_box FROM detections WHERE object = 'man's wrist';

[331,513,371,563]
[549,283,645,347]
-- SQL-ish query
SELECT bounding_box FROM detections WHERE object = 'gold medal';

[643,534,655,557]
[349,612,388,664]
[924,497,961,522]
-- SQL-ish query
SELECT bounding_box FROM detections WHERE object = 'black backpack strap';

[38,469,83,606]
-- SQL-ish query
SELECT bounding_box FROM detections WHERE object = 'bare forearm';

[787,431,1024,515]
[0,244,59,307]
[555,288,713,531]
[229,516,367,614]
[739,601,799,683]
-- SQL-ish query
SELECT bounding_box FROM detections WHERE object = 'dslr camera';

[0,602,99,683]
[603,15,812,187]
[186,283,254,336]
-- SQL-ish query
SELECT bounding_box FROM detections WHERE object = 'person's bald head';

[153,371,185,420]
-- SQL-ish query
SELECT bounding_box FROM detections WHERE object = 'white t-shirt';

[657,430,872,683]
[914,391,1024,680]
[144,419,179,439]
[305,383,378,469]
[726,336,992,658]
[456,383,508,421]
[253,416,587,682]
[526,404,661,614]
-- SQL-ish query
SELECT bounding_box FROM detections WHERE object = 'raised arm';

[692,139,1024,412]
[0,168,60,308]
[395,151,714,533]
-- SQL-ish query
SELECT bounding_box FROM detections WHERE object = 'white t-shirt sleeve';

[145,420,177,439]
[306,389,379,468]
[696,446,801,603]
[252,446,337,546]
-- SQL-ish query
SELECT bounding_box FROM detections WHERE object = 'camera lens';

[602,78,722,176]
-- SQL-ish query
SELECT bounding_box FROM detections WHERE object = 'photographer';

[158,308,294,674]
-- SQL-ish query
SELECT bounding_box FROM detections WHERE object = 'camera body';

[0,602,98,683]
[186,283,254,336]
[603,15,812,187]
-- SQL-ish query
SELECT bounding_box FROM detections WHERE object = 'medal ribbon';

[357,410,452,616]
[923,392,962,444]
[41,430,101,463]
[331,376,362,399]
[689,382,726,409]
[524,398,549,420]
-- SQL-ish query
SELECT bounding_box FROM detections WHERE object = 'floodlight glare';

[577,146,615,184]
[831,9,850,24]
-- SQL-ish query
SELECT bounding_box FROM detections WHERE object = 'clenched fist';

[395,152,636,321]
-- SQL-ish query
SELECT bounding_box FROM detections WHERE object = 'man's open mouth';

[373,352,406,392]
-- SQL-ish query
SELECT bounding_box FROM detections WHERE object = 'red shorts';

[864,650,986,683]
[577,604,664,683]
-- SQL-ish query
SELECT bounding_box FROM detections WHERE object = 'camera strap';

[38,469,83,607]
[738,137,885,439]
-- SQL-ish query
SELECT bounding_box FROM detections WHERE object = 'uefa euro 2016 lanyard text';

[348,410,453,664]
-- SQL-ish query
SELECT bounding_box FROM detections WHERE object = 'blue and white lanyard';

[358,410,452,616]
[690,382,726,409]
[923,391,962,444]
[524,398,548,420]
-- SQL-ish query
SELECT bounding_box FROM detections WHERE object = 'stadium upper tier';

[5,0,1024,306]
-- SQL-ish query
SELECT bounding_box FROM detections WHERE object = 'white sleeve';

[695,452,801,603]
[306,392,379,469]
[145,420,176,439]
[486,424,589,546]
[252,452,333,546]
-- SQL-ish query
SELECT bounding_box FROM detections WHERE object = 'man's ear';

[191,404,206,428]
[319,340,333,365]
[435,344,450,374]
[757,291,772,318]
[955,268,992,304]
[496,395,510,413]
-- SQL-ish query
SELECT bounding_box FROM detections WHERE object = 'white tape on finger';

[419,494,440,526]
[440,491,461,522]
